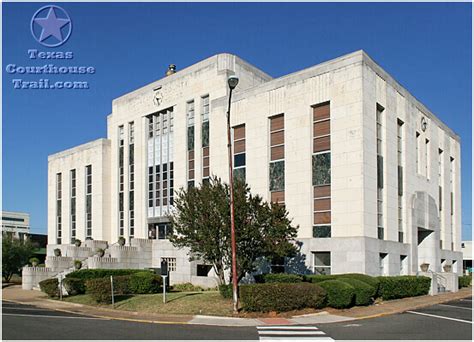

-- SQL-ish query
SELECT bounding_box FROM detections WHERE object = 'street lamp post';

[226,75,239,313]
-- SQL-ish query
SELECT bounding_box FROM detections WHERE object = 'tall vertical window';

[416,132,421,174]
[379,253,387,275]
[201,95,210,183]
[269,114,285,204]
[187,101,195,188]
[425,139,430,179]
[147,108,174,220]
[56,173,62,244]
[128,122,135,238]
[85,165,92,238]
[233,124,246,181]
[118,125,125,237]
[397,120,404,243]
[438,149,444,248]
[312,102,331,238]
[70,169,76,243]
[450,156,454,250]
[376,105,384,240]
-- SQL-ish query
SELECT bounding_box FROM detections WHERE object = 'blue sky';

[2,2,472,239]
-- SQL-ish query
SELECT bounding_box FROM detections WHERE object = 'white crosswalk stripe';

[257,325,334,341]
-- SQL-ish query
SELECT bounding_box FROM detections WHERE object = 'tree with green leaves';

[169,176,298,285]
[2,236,35,282]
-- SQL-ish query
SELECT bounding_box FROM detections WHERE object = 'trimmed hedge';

[63,277,85,295]
[66,269,146,280]
[337,273,380,295]
[85,277,112,303]
[318,280,355,309]
[240,283,327,312]
[339,278,375,306]
[219,284,233,299]
[173,283,205,292]
[129,272,162,294]
[304,275,338,283]
[377,276,431,300]
[260,273,303,283]
[39,278,59,298]
[459,275,472,288]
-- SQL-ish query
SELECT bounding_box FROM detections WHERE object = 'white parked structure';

[2,211,30,241]
[29,51,463,291]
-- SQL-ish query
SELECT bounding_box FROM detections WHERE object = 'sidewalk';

[2,285,471,326]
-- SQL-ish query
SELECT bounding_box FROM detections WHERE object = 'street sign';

[161,260,168,276]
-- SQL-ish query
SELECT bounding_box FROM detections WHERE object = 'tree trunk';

[213,263,226,285]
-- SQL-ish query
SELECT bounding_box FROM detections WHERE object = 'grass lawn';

[64,291,235,316]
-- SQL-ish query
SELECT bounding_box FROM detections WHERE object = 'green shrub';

[29,257,40,266]
[240,283,327,312]
[318,280,355,309]
[129,272,162,294]
[262,273,303,283]
[377,276,431,300]
[339,278,374,306]
[39,278,59,298]
[63,277,85,295]
[304,274,338,283]
[173,282,204,292]
[66,269,146,280]
[85,278,112,303]
[459,275,472,288]
[336,273,380,296]
[112,275,131,294]
[219,284,233,298]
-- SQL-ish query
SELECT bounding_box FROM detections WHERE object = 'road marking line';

[460,299,472,302]
[438,304,473,311]
[257,326,319,330]
[259,337,333,341]
[2,313,108,320]
[258,331,326,335]
[406,310,472,324]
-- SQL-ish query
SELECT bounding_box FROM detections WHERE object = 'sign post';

[161,260,169,304]
[59,274,63,301]
[110,275,115,307]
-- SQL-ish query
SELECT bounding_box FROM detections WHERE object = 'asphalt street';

[319,297,472,340]
[1,301,258,340]
[2,297,472,340]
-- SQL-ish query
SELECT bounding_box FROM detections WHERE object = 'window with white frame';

[376,105,384,240]
[161,257,177,272]
[313,252,331,275]
[85,165,92,238]
[56,172,62,244]
[70,169,76,243]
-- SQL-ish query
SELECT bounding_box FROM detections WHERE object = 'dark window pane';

[313,225,331,238]
[312,153,331,186]
[202,121,209,147]
[234,153,246,167]
[234,168,246,182]
[269,161,285,191]
[377,155,384,189]
[187,126,195,151]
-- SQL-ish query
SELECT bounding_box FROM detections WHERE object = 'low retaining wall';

[22,266,56,290]
[45,256,73,272]
[86,257,120,269]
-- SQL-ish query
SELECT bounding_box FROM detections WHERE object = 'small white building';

[2,211,30,241]
[37,51,463,289]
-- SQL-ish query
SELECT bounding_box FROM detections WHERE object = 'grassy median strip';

[64,291,234,316]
